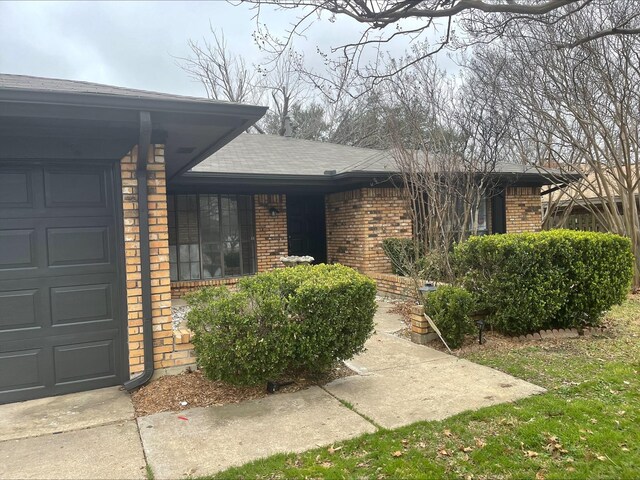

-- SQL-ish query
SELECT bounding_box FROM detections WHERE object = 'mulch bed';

[131,364,356,417]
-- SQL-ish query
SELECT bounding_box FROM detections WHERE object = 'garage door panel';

[0,348,46,393]
[0,169,33,208]
[0,289,39,331]
[50,283,112,326]
[44,167,108,209]
[0,229,36,270]
[54,339,117,385]
[47,226,110,267]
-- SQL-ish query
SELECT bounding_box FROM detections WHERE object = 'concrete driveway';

[0,301,545,480]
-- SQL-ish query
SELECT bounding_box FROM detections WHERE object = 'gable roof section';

[0,74,267,178]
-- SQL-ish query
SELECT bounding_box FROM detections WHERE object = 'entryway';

[286,194,327,264]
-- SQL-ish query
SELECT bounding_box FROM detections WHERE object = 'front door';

[0,161,125,404]
[286,195,327,264]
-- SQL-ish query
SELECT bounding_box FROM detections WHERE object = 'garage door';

[0,161,125,404]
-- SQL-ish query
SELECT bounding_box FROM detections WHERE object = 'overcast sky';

[0,1,456,101]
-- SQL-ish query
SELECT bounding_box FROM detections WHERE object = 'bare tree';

[379,57,503,287]
[180,27,260,104]
[258,48,310,135]
[242,0,640,87]
[467,1,640,285]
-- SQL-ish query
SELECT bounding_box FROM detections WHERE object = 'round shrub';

[453,230,633,335]
[424,286,475,349]
[186,264,377,385]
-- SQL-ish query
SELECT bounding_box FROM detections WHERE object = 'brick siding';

[368,271,420,297]
[326,187,412,274]
[171,277,241,299]
[505,186,542,233]
[121,145,181,376]
[255,194,288,272]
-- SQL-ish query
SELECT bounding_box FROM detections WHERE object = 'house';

[0,74,559,404]
[543,169,631,233]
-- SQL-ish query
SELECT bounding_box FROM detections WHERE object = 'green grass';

[209,297,640,479]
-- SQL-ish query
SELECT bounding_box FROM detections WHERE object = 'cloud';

[0,1,458,98]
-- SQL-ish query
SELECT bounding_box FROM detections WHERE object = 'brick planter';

[409,304,438,345]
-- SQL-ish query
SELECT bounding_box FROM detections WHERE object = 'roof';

[192,133,396,176]
[0,73,229,104]
[0,74,267,179]
[190,133,573,182]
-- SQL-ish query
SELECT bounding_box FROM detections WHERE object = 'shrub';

[424,286,475,349]
[382,238,449,281]
[453,230,633,335]
[186,264,377,385]
[382,238,424,275]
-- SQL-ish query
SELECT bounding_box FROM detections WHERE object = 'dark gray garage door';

[0,161,125,404]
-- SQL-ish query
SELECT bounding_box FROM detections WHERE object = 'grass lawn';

[211,296,640,479]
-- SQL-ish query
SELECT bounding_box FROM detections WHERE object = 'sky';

[0,1,456,101]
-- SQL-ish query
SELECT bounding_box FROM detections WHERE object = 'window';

[168,194,256,281]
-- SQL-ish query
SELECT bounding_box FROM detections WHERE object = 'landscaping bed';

[209,295,640,479]
[131,364,356,417]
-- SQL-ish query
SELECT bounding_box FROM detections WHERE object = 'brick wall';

[120,145,177,377]
[255,194,288,272]
[325,187,412,273]
[505,186,542,233]
[171,277,240,299]
[368,271,420,297]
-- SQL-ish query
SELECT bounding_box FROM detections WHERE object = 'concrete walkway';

[0,301,545,479]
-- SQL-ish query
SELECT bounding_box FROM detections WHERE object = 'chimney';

[283,115,293,137]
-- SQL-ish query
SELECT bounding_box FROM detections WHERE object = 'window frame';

[168,193,257,282]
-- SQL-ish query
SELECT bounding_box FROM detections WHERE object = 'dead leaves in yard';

[391,451,404,458]
[327,445,342,455]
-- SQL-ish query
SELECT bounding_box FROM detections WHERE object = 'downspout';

[125,111,154,390]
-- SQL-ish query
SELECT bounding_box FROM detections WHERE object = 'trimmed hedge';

[424,286,475,349]
[186,264,377,386]
[453,230,633,335]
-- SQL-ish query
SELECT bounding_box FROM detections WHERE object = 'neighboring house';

[0,74,559,404]
[543,169,631,232]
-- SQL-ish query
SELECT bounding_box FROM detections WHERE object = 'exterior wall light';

[269,207,279,217]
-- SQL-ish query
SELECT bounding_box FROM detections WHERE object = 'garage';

[0,74,267,404]
[0,161,125,404]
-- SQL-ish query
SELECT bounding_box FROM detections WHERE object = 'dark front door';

[0,161,125,404]
[286,195,327,264]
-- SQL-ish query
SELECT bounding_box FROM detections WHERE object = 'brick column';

[120,145,173,376]
[325,187,412,273]
[255,194,288,272]
[505,187,542,233]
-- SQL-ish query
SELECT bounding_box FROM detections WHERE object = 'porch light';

[269,207,279,217]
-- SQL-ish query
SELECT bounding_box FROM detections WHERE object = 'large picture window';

[168,194,256,281]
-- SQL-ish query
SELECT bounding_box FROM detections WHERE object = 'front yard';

[212,296,640,479]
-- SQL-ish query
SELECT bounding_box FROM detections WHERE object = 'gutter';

[124,111,154,391]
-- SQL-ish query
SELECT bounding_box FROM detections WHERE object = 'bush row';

[453,229,633,335]
[186,264,377,386]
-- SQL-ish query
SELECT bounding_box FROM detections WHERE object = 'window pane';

[202,243,222,279]
[199,195,220,243]
[189,243,200,262]
[179,262,190,281]
[190,262,200,279]
[174,194,201,280]
[170,263,178,282]
[224,241,241,276]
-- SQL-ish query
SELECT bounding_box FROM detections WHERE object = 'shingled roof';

[0,73,230,104]
[191,133,572,182]
[192,133,395,176]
